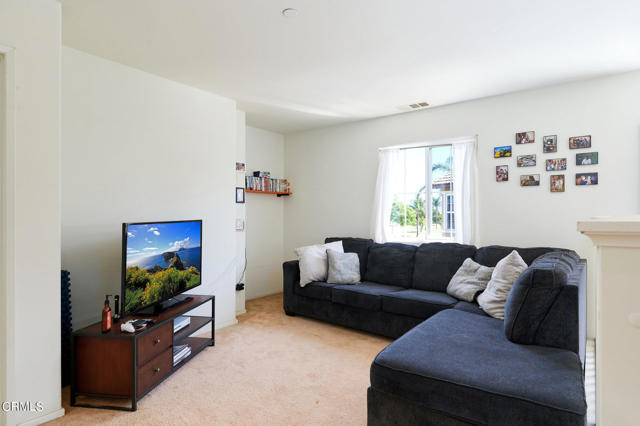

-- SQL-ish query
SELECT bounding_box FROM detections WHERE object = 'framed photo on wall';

[517,154,536,167]
[494,146,512,158]
[496,165,508,182]
[569,135,591,149]
[543,135,557,153]
[236,187,245,203]
[576,172,598,185]
[520,174,540,186]
[576,152,598,165]
[545,158,567,171]
[550,175,565,192]
[516,131,535,144]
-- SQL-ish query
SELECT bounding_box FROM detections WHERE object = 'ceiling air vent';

[398,101,430,112]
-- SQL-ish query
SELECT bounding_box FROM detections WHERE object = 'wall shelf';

[245,189,291,197]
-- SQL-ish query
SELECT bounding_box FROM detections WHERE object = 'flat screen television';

[121,220,202,315]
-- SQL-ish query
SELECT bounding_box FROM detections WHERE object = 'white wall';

[235,112,247,314]
[245,126,286,300]
[284,71,640,338]
[0,1,63,425]
[62,47,240,331]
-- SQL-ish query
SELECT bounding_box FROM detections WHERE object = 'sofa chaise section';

[369,310,586,426]
[367,245,587,425]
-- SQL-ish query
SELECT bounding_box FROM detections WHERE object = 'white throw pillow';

[477,250,527,319]
[294,241,344,286]
[446,258,494,302]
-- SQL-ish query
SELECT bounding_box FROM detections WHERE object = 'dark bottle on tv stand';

[114,295,121,323]
[101,295,112,333]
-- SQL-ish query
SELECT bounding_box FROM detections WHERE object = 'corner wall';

[62,47,239,331]
[235,112,247,313]
[0,1,63,425]
[284,71,640,338]
[245,126,285,300]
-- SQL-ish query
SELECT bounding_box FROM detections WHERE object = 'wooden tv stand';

[71,295,214,411]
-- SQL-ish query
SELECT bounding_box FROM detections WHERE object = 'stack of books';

[174,316,191,334]
[173,344,191,366]
[245,176,290,193]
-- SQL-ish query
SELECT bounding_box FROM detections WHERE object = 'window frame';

[443,191,455,233]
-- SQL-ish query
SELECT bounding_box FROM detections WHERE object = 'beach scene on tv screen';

[124,221,201,313]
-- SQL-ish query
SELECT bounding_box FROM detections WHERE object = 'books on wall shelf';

[245,175,291,194]
[173,344,191,366]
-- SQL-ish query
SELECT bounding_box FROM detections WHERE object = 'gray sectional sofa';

[283,237,587,425]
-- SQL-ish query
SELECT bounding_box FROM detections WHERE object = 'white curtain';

[370,149,402,242]
[423,147,433,241]
[452,137,477,244]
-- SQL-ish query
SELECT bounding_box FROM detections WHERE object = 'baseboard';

[215,318,238,329]
[236,309,247,315]
[17,407,65,426]
[246,290,283,301]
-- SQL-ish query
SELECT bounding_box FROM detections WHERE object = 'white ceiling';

[60,0,640,134]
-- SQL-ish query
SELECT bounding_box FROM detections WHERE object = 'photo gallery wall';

[493,131,598,192]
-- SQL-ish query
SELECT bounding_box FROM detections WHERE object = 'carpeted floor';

[49,294,390,425]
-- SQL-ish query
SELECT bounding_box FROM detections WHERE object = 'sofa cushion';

[412,243,477,292]
[382,289,457,319]
[332,282,404,311]
[473,245,559,267]
[453,301,487,317]
[365,243,417,288]
[504,250,581,346]
[371,309,586,425]
[294,281,338,301]
[325,237,374,279]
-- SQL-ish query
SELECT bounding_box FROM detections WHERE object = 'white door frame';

[0,44,16,426]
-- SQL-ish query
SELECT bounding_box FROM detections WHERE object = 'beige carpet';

[49,294,390,425]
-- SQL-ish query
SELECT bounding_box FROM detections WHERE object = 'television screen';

[122,220,202,314]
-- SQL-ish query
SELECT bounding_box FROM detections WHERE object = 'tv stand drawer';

[137,322,172,366]
[137,348,171,397]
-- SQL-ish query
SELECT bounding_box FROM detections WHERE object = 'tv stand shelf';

[71,294,214,411]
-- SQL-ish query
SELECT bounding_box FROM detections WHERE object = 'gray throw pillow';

[477,250,528,319]
[446,258,494,302]
[327,249,360,284]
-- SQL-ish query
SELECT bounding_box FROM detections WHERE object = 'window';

[388,145,455,242]
[372,136,476,244]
